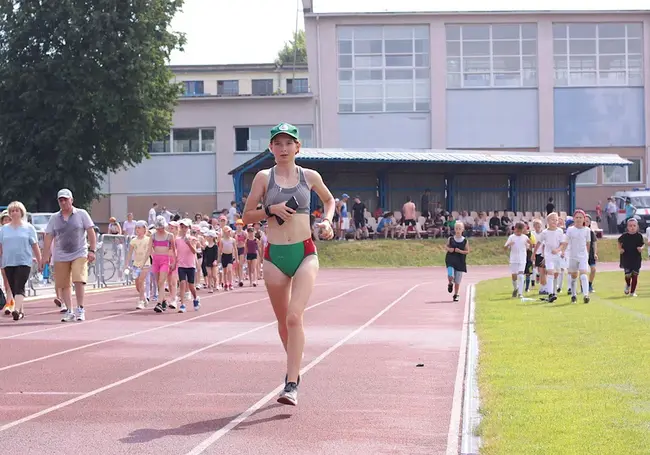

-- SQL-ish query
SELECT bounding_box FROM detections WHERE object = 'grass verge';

[316,237,621,268]
[475,271,650,455]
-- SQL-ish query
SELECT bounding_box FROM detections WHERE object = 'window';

[337,25,430,113]
[576,167,598,185]
[182,81,204,96]
[150,128,215,154]
[553,23,643,86]
[603,158,642,184]
[217,80,239,95]
[287,78,309,93]
[252,79,274,96]
[235,125,314,152]
[445,24,537,88]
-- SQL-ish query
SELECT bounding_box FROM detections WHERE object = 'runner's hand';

[270,203,295,221]
[316,219,334,240]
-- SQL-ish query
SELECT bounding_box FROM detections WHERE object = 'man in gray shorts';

[41,189,97,322]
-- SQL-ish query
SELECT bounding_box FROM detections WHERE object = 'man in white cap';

[41,189,97,322]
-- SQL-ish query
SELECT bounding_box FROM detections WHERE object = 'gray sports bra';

[264,166,311,214]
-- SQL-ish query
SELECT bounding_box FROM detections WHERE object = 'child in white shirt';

[504,222,531,298]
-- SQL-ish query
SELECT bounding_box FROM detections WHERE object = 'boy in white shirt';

[534,212,566,303]
[563,210,592,304]
[504,222,531,298]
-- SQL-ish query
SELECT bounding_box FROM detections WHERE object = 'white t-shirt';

[505,234,529,264]
[566,226,591,259]
[538,228,565,258]
[148,208,157,225]
[228,206,237,224]
[534,229,544,256]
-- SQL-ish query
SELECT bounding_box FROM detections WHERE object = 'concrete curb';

[460,284,481,454]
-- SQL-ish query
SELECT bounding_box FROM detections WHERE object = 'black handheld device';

[276,196,299,226]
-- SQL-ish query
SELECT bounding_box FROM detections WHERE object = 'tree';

[276,30,307,67]
[0,0,186,212]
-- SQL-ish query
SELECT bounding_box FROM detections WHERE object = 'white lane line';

[446,284,473,455]
[23,285,132,303]
[5,392,84,396]
[0,280,348,340]
[0,284,370,433]
[0,295,270,372]
[0,309,143,340]
[183,282,423,455]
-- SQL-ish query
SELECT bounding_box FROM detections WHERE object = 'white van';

[27,212,55,233]
[613,189,650,232]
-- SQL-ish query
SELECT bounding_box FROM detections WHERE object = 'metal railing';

[21,233,135,297]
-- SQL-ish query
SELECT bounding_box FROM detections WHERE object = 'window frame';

[252,79,274,96]
[602,158,643,185]
[552,22,644,87]
[234,125,314,153]
[287,78,309,93]
[575,166,599,186]
[445,23,538,89]
[337,25,431,114]
[182,80,204,96]
[149,128,216,154]
[217,80,240,96]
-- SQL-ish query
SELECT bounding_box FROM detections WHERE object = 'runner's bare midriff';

[265,213,312,245]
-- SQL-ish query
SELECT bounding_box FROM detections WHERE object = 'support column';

[569,174,577,213]
[377,171,388,210]
[641,19,650,187]
[508,175,517,212]
[445,174,454,213]
[537,19,555,153]
[430,19,447,149]
[232,173,243,206]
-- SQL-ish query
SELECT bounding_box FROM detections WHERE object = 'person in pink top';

[175,219,200,312]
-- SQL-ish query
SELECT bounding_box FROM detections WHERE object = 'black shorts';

[588,256,597,267]
[3,265,31,296]
[221,253,233,268]
[177,267,196,284]
[354,218,366,229]
[534,254,545,268]
[404,219,417,227]
[246,253,258,261]
[624,267,641,275]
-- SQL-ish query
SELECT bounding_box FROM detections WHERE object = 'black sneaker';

[12,310,24,321]
[452,294,459,302]
[277,382,298,406]
[161,300,168,311]
[548,294,557,303]
[583,296,590,304]
[154,303,164,313]
[447,283,453,293]
[285,374,301,386]
[571,295,577,304]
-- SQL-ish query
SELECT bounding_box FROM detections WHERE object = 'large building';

[301,4,650,210]
[91,63,314,220]
[93,5,650,220]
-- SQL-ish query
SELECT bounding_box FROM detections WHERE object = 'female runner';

[243,122,335,406]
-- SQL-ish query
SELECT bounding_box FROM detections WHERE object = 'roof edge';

[306,9,649,18]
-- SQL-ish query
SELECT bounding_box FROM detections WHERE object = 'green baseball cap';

[270,122,300,141]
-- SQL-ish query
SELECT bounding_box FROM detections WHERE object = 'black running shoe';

[447,283,453,293]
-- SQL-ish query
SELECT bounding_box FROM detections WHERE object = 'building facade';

[302,4,650,210]
[91,63,314,221]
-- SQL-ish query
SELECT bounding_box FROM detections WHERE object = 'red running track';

[0,267,504,454]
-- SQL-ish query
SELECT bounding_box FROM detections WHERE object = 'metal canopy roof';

[229,148,631,175]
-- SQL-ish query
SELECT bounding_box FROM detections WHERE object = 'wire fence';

[22,233,134,296]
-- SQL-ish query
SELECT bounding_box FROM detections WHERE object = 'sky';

[169,0,648,66]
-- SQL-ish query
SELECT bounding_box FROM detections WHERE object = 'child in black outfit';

[618,218,644,297]
[445,222,470,302]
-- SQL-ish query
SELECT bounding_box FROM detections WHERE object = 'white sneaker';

[136,301,146,310]
[76,307,85,322]
[61,311,75,323]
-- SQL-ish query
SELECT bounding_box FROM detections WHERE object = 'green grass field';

[316,237,621,268]
[475,271,650,455]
